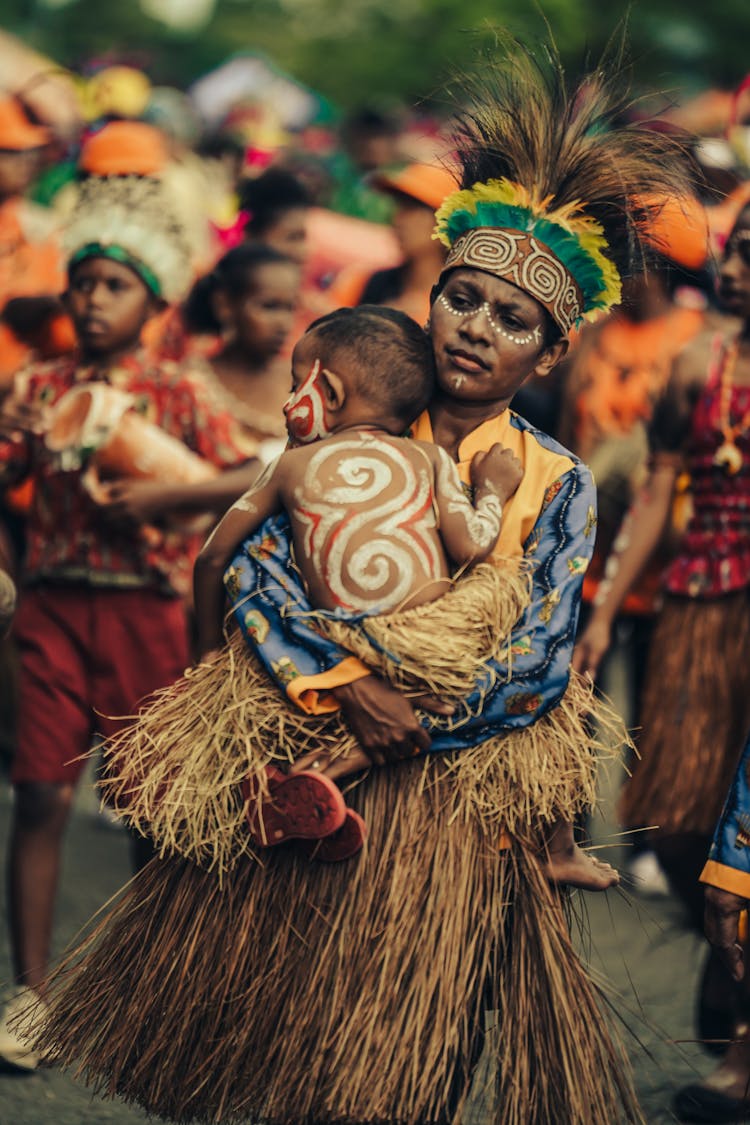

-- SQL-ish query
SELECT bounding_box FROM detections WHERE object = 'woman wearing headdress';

[32,43,694,1124]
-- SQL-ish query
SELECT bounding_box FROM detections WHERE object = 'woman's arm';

[572,356,698,679]
[425,459,597,743]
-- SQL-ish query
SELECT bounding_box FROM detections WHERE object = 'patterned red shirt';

[0,351,257,597]
[663,370,750,599]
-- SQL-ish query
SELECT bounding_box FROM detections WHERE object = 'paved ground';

[0,767,720,1125]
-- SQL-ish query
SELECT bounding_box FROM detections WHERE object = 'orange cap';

[639,193,709,270]
[0,98,50,151]
[369,162,457,211]
[79,121,168,176]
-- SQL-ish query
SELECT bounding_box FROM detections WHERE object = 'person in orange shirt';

[328,161,454,327]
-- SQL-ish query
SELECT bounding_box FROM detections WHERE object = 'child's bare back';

[271,429,504,615]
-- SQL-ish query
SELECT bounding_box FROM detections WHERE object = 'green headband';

[67,243,162,298]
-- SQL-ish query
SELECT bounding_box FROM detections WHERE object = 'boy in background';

[0,173,258,1072]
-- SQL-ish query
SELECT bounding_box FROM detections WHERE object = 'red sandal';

[301,809,368,863]
[243,766,347,847]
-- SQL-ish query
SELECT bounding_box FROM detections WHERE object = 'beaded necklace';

[713,339,750,475]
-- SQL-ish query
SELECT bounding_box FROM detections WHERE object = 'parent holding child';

[37,47,694,1125]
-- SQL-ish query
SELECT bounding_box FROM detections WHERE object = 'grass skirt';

[620,590,750,836]
[36,759,640,1124]
[100,563,625,877]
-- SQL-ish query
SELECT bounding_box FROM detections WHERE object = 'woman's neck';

[428,393,509,459]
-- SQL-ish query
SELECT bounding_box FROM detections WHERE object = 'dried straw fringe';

[321,560,531,696]
[36,761,641,1124]
[620,590,750,835]
[101,563,630,877]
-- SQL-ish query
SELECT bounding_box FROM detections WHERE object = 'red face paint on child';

[284,358,333,445]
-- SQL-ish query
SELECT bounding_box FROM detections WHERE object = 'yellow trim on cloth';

[411,409,575,560]
[700,860,750,901]
[288,656,371,714]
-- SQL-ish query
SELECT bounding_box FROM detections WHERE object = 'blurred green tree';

[1,0,748,113]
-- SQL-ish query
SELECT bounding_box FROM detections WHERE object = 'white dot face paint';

[283,358,332,446]
[437,292,542,346]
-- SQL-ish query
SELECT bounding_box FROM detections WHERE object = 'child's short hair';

[239,170,312,237]
[305,306,434,426]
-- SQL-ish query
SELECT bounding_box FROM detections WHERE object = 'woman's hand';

[333,675,455,766]
[571,612,612,681]
[704,885,747,983]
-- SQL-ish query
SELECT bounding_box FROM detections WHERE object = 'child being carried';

[183,305,617,889]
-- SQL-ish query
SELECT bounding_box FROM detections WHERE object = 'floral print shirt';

[0,351,256,597]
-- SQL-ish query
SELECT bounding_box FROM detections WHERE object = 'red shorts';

[11,585,190,785]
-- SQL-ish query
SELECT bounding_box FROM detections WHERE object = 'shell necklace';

[713,340,750,475]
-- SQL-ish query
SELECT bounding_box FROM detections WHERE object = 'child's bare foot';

[544,842,620,891]
[542,817,620,891]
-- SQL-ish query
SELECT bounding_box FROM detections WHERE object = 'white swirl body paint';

[435,448,503,549]
[294,436,441,612]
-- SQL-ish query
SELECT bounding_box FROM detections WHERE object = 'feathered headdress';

[63,175,192,303]
[434,42,701,333]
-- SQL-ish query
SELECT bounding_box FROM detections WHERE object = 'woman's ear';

[533,336,569,378]
[320,367,346,411]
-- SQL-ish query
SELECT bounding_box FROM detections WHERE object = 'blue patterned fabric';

[705,731,750,881]
[223,416,597,747]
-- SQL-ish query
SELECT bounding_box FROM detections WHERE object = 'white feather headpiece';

[62,175,192,303]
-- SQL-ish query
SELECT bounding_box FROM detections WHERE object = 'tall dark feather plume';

[444,36,700,277]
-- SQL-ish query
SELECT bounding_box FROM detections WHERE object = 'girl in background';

[184,244,301,460]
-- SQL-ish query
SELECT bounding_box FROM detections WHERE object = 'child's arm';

[430,443,522,567]
[193,457,286,660]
